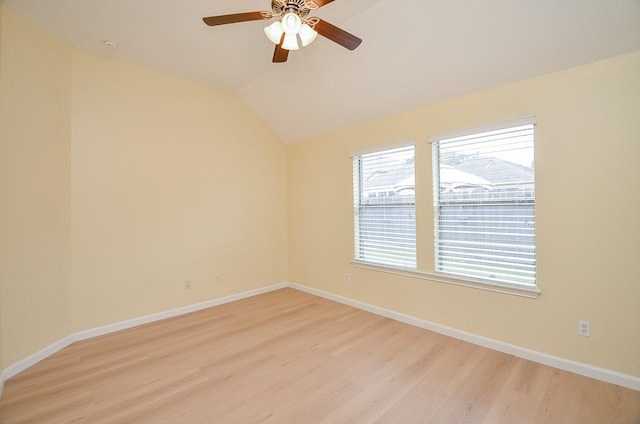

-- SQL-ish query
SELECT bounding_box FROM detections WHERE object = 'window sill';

[351,260,541,298]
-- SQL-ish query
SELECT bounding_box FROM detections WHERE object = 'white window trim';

[349,141,415,158]
[352,143,417,269]
[428,115,538,295]
[351,260,541,298]
[349,118,541,298]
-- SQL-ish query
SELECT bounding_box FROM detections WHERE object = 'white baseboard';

[70,282,288,342]
[287,282,640,392]
[2,281,638,399]
[0,282,287,398]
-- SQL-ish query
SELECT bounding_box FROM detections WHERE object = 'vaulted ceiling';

[3,0,640,143]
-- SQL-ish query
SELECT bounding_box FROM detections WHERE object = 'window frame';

[349,118,540,298]
[352,143,417,270]
[429,117,538,293]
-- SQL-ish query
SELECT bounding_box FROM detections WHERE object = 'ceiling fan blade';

[273,36,289,63]
[314,19,362,51]
[203,12,267,26]
[312,0,336,7]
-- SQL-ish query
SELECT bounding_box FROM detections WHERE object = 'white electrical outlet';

[184,280,192,290]
[345,273,351,283]
[578,320,590,337]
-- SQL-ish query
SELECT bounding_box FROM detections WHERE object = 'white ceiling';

[3,0,640,143]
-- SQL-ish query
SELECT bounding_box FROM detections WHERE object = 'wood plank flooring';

[1,288,638,423]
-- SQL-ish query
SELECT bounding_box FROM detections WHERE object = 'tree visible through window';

[353,145,416,268]
[432,120,536,288]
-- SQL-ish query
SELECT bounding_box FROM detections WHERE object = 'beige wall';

[0,5,73,367]
[70,50,288,331]
[287,51,640,377]
[0,2,4,374]
[0,4,288,369]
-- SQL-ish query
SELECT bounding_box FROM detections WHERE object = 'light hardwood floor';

[1,288,638,423]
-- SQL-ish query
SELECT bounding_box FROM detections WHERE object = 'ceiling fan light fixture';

[202,1,363,63]
[281,12,302,34]
[298,23,318,46]
[282,33,300,50]
[264,21,284,44]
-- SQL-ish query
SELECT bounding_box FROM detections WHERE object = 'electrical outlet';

[184,280,192,290]
[345,273,351,283]
[578,320,590,337]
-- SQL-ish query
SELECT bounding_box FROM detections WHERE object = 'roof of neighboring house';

[362,155,533,194]
[440,166,492,188]
[454,156,534,185]
[362,160,414,192]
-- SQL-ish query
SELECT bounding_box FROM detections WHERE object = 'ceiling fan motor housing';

[272,0,313,18]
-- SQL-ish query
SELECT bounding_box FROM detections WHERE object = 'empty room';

[0,0,639,422]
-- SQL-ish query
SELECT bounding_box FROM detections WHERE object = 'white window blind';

[432,121,536,289]
[353,145,416,268]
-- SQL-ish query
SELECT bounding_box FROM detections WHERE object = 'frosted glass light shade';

[264,21,284,44]
[282,33,299,50]
[298,24,318,46]
[281,13,302,34]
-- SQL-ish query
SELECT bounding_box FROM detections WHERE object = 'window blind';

[432,123,536,288]
[353,145,416,268]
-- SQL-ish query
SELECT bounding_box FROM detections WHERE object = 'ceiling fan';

[203,0,362,63]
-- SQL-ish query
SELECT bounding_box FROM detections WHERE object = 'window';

[431,118,536,289]
[353,145,416,268]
